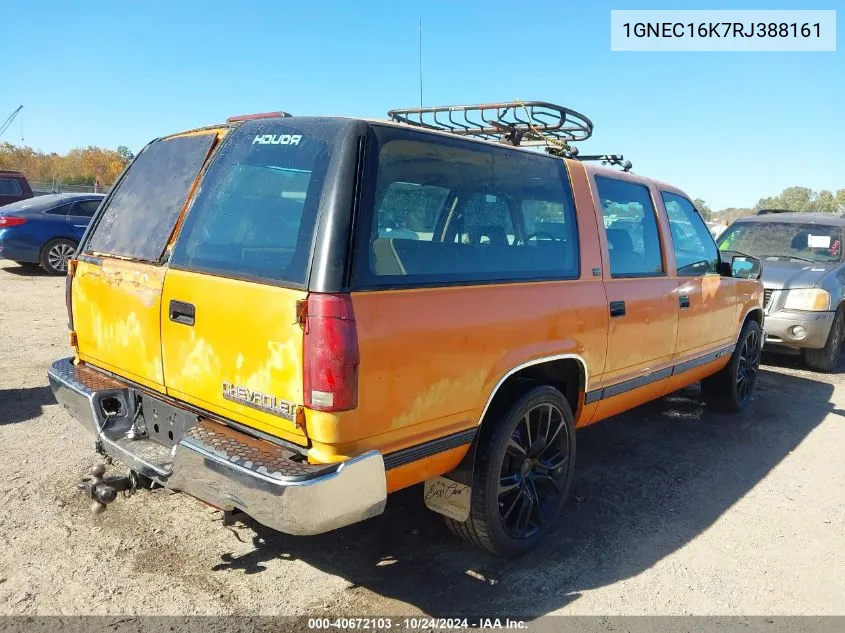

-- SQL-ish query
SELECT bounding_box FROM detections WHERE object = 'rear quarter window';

[85,133,216,261]
[355,128,579,288]
[0,178,22,196]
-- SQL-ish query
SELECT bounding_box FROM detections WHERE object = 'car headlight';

[783,288,831,311]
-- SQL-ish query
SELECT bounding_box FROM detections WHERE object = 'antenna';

[418,19,423,108]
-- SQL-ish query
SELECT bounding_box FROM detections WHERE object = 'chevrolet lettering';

[221,382,297,420]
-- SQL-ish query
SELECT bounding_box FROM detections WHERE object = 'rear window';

[169,120,334,286]
[86,133,216,261]
[355,128,579,288]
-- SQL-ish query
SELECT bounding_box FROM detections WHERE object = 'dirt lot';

[0,258,843,618]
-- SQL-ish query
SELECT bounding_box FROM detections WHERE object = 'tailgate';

[160,269,308,442]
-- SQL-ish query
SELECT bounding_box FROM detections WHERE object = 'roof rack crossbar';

[387,101,593,147]
[576,154,633,172]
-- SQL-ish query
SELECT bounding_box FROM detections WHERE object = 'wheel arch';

[477,354,588,427]
[743,307,764,329]
[39,235,79,256]
[446,355,587,487]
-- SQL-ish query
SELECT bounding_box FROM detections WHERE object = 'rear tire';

[701,319,762,412]
[40,238,76,275]
[803,307,844,373]
[444,385,575,556]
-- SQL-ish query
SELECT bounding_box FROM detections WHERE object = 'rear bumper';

[0,233,39,262]
[48,357,387,535]
[763,310,834,350]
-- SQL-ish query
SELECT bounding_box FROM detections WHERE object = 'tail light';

[0,216,27,228]
[303,293,359,412]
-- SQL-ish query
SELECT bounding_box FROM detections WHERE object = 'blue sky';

[1,0,841,209]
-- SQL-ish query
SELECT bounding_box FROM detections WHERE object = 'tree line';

[714,187,845,224]
[0,142,134,187]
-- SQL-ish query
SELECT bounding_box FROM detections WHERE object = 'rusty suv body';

[49,109,764,555]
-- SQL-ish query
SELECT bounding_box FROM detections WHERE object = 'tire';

[803,307,845,373]
[444,385,576,556]
[40,238,76,275]
[701,319,762,412]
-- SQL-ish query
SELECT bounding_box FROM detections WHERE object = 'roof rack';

[567,150,633,172]
[756,208,795,215]
[387,101,633,171]
[387,101,593,147]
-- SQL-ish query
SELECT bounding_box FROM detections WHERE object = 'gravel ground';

[0,258,843,618]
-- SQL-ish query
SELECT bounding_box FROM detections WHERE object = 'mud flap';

[424,476,471,521]
[422,434,478,522]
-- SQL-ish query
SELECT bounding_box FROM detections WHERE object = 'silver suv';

[718,212,845,371]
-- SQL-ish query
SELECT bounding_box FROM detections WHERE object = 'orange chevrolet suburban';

[49,102,764,555]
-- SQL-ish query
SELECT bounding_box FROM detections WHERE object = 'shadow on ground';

[1,263,50,277]
[210,367,836,617]
[0,386,57,425]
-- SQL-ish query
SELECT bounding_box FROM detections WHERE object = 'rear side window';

[86,134,215,261]
[170,120,335,286]
[72,200,101,218]
[45,203,72,216]
[357,129,579,287]
[0,178,22,196]
[595,176,664,277]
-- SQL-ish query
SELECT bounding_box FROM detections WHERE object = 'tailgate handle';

[169,300,195,326]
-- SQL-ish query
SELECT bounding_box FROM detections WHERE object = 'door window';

[86,133,216,261]
[595,176,664,277]
[71,200,101,218]
[662,192,720,276]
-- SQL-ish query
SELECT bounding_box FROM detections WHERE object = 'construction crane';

[0,105,23,140]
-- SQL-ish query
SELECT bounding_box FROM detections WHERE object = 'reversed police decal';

[252,134,302,146]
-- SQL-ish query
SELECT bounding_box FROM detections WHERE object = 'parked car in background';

[49,103,763,556]
[0,170,34,207]
[718,212,845,371]
[0,193,104,274]
[706,221,728,239]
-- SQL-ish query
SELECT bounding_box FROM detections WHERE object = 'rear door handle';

[679,295,691,309]
[169,300,195,326]
[609,300,626,318]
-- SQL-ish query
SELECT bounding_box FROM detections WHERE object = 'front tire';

[445,385,576,556]
[701,319,762,412]
[803,308,844,373]
[40,238,76,275]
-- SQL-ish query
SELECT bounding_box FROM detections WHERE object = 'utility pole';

[419,20,423,108]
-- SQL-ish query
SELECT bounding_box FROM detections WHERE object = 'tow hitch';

[77,464,139,514]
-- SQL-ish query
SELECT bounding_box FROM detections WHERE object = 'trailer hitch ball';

[77,463,135,514]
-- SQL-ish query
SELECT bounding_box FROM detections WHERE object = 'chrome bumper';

[763,310,835,350]
[47,357,387,535]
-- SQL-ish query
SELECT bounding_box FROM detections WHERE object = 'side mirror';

[730,255,762,280]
